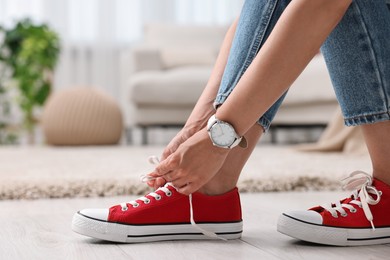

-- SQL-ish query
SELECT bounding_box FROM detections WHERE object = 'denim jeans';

[214,0,390,131]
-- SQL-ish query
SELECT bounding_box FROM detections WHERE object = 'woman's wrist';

[184,105,215,135]
[182,119,207,138]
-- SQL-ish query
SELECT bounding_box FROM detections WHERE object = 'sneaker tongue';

[309,196,353,213]
[309,205,326,213]
[340,197,353,205]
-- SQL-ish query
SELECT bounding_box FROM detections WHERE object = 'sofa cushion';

[144,24,227,49]
[130,56,336,108]
[130,66,212,107]
[160,48,217,69]
[143,24,227,69]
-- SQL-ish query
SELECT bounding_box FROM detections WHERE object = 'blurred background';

[0,0,246,145]
[0,0,242,97]
[0,0,343,147]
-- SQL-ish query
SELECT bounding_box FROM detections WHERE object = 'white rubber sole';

[277,213,390,246]
[72,212,243,243]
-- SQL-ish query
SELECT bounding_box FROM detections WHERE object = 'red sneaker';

[72,184,243,243]
[278,171,390,246]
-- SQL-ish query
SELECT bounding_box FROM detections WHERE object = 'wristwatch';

[207,114,243,149]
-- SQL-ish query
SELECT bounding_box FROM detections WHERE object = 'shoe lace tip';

[140,174,155,183]
[370,221,376,231]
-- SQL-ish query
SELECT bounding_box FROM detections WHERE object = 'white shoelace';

[321,171,382,230]
[120,184,172,211]
[121,156,226,240]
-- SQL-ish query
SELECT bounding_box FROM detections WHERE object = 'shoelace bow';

[321,171,382,230]
[120,156,226,240]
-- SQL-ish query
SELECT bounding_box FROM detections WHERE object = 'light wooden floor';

[1,191,389,260]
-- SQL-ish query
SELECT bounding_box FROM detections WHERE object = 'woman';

[73,0,390,246]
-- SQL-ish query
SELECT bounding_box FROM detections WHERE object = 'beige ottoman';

[42,87,123,145]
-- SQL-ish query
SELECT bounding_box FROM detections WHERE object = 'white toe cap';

[79,208,109,221]
[284,210,323,225]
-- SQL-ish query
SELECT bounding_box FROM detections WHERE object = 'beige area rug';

[0,145,371,200]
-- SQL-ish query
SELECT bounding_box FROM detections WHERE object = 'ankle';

[373,169,390,186]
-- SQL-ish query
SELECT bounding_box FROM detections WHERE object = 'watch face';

[210,122,236,147]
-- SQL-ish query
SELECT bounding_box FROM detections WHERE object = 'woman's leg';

[279,0,390,246]
[321,0,390,186]
[198,0,292,195]
[214,0,291,132]
[198,123,263,195]
[362,122,390,185]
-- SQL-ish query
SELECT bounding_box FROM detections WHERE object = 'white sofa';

[120,24,338,144]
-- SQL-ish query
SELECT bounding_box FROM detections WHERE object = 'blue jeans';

[214,0,390,131]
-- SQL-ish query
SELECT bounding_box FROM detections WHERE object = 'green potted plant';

[0,81,18,145]
[0,19,60,144]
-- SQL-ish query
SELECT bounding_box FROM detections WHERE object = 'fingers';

[153,156,203,195]
[154,154,180,175]
[146,170,191,193]
[150,167,204,196]
[153,138,211,195]
[169,173,203,195]
[145,154,181,190]
[153,177,167,189]
[146,177,167,189]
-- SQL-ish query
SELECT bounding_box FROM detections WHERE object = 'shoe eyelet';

[350,208,357,213]
[379,190,383,196]
[341,213,348,217]
[121,206,128,211]
[166,191,172,197]
[332,214,338,218]
[132,203,140,208]
[155,195,162,201]
[144,199,151,204]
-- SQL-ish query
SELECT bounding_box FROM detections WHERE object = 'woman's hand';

[146,125,200,189]
[148,128,230,195]
[146,111,214,189]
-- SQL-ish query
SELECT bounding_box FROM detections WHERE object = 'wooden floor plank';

[118,239,278,260]
[0,192,389,259]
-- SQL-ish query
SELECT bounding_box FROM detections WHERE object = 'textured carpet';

[0,145,371,200]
